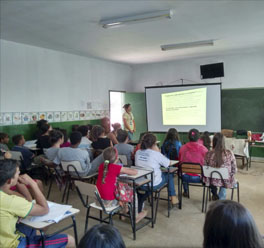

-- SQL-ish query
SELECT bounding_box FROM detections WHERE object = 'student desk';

[20,207,79,247]
[118,168,154,240]
[249,141,264,168]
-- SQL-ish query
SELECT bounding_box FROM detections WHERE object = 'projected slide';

[161,87,207,125]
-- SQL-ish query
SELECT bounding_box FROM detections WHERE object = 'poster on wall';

[54,112,61,122]
[60,112,67,122]
[12,112,22,125]
[21,113,30,124]
[85,111,91,120]
[74,111,80,120]
[30,113,39,124]
[3,113,12,125]
[79,111,85,120]
[67,112,73,121]
[47,112,54,122]
[39,112,46,120]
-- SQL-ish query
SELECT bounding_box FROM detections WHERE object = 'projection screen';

[145,83,221,132]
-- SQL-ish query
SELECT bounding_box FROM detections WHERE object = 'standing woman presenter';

[123,104,136,141]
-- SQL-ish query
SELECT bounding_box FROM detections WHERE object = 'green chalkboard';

[221,88,264,132]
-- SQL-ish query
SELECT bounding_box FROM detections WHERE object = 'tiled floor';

[45,160,264,248]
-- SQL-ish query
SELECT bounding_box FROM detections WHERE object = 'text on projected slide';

[161,87,207,125]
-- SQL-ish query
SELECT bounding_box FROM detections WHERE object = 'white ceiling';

[1,0,264,64]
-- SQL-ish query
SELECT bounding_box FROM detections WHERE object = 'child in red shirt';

[96,147,147,222]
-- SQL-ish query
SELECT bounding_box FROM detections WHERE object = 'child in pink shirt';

[179,129,208,196]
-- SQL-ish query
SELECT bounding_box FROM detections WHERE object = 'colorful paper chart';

[54,112,61,122]
[12,112,22,125]
[3,113,12,125]
[74,111,80,120]
[46,112,54,122]
[39,112,46,120]
[67,112,73,121]
[60,112,67,122]
[79,111,85,120]
[21,112,30,124]
[0,109,108,126]
[85,111,91,120]
[30,112,39,123]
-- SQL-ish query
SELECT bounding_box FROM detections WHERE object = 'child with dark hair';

[96,147,146,222]
[114,129,134,166]
[12,134,35,172]
[54,131,103,176]
[36,123,52,154]
[78,125,92,147]
[161,128,182,160]
[179,129,208,197]
[91,125,112,150]
[203,200,264,248]
[45,130,64,161]
[34,119,48,139]
[0,159,75,248]
[71,124,79,132]
[135,133,178,211]
[198,131,211,150]
[0,132,10,151]
[60,129,71,148]
[79,224,126,248]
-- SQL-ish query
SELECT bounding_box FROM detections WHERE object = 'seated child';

[54,131,103,177]
[60,129,71,148]
[12,134,35,173]
[36,123,52,154]
[161,128,182,160]
[34,119,48,140]
[45,130,64,161]
[107,123,121,145]
[0,159,75,248]
[77,125,93,159]
[96,147,147,223]
[203,200,264,248]
[0,132,10,151]
[114,129,134,166]
[91,125,112,150]
[78,125,92,147]
[79,224,126,248]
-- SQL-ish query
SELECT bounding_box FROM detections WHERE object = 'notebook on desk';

[29,201,72,223]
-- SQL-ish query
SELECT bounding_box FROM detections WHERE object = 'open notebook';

[29,201,72,223]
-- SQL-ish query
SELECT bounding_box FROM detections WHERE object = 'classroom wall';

[0,39,133,113]
[131,49,264,91]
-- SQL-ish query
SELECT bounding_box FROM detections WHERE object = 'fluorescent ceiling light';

[161,40,214,51]
[100,10,173,29]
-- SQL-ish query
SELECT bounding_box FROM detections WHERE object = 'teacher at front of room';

[123,103,136,141]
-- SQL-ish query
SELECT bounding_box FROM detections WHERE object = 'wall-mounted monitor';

[200,63,224,79]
